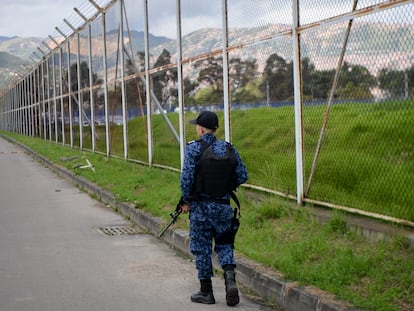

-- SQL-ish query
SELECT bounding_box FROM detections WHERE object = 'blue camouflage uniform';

[180,133,248,280]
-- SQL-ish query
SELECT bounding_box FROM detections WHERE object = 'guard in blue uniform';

[180,111,248,306]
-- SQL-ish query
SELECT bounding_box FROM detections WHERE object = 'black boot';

[191,279,215,304]
[224,270,239,306]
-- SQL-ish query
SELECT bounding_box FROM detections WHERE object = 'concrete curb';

[8,137,361,311]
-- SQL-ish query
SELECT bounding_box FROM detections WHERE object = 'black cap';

[189,111,219,130]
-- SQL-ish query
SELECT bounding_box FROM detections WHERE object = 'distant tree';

[260,53,291,101]
[193,85,221,105]
[310,69,335,99]
[69,61,101,92]
[336,62,375,99]
[378,66,414,98]
[229,58,260,103]
[299,57,316,98]
[228,58,258,89]
[195,56,223,89]
[152,49,177,109]
[125,57,145,111]
[135,51,145,73]
[68,61,103,115]
[183,77,197,105]
[233,78,264,103]
[285,57,316,100]
[192,56,223,105]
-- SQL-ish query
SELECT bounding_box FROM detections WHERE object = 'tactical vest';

[193,138,237,199]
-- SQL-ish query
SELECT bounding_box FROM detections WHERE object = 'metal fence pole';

[120,0,128,160]
[59,47,65,145]
[76,32,83,149]
[35,67,40,138]
[28,73,33,137]
[52,50,58,143]
[41,60,47,140]
[102,13,110,156]
[64,20,76,147]
[222,0,231,142]
[88,23,96,151]
[176,0,186,169]
[24,78,28,136]
[292,0,304,204]
[17,83,20,134]
[31,71,36,137]
[66,40,74,147]
[144,0,153,166]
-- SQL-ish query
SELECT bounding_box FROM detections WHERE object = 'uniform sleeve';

[180,142,200,203]
[233,147,248,187]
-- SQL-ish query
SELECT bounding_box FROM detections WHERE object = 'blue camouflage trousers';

[189,201,236,280]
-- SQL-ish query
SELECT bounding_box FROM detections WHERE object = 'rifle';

[158,197,184,238]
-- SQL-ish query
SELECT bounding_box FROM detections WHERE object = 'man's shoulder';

[185,140,202,155]
[186,139,198,145]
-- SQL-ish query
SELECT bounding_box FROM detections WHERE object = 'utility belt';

[197,197,231,205]
[194,191,240,209]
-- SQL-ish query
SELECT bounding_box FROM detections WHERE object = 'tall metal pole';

[102,13,110,156]
[144,0,153,166]
[76,32,83,149]
[221,0,231,142]
[292,0,304,204]
[59,46,65,145]
[28,73,33,137]
[25,76,30,136]
[67,39,74,147]
[46,58,52,141]
[74,8,98,150]
[34,66,40,137]
[120,0,128,160]
[41,60,46,140]
[16,83,19,134]
[88,23,96,151]
[51,48,58,143]
[63,21,77,148]
[176,0,185,168]
[23,79,27,136]
[31,70,36,137]
[21,79,24,135]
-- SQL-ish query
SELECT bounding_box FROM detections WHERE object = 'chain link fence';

[1,0,413,225]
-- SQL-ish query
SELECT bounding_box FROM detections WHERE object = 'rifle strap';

[198,137,216,155]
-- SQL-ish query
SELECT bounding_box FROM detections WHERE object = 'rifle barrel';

[158,210,181,238]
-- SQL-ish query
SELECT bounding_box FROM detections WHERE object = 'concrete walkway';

[0,137,272,311]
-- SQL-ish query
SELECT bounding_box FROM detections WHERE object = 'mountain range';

[1,21,413,92]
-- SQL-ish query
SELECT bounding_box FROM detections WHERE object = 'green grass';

[2,132,413,310]
[55,100,414,221]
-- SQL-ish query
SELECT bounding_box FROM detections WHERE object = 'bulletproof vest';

[193,138,237,198]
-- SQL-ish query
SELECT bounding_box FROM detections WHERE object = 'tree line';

[60,48,414,112]
[146,49,414,107]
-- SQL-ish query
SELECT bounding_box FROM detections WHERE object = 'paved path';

[0,137,272,311]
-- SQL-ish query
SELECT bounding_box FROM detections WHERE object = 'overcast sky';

[0,0,227,38]
[0,0,291,39]
[0,0,77,37]
[0,0,400,39]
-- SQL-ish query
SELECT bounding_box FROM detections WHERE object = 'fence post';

[222,0,231,142]
[176,0,186,169]
[292,0,304,204]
